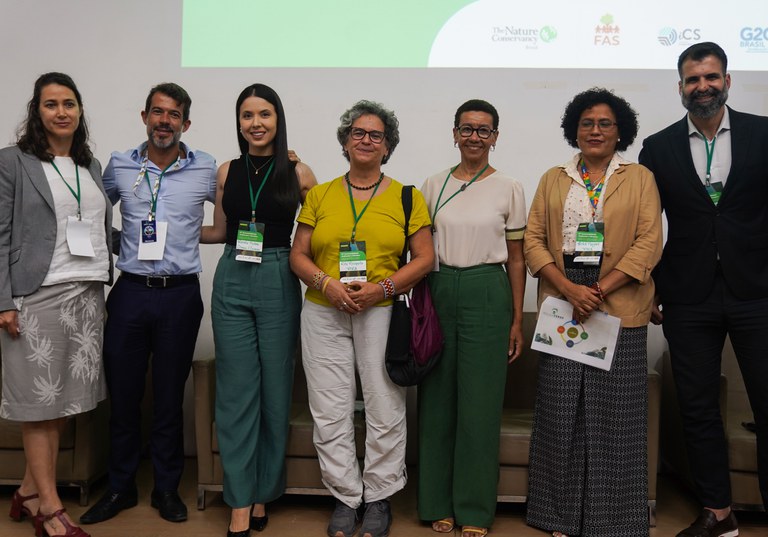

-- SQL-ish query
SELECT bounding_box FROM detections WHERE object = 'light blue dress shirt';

[103,141,217,276]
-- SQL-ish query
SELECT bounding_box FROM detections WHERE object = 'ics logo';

[658,27,678,46]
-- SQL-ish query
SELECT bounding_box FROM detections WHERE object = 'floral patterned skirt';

[0,281,106,421]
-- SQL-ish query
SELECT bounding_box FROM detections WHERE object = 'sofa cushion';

[498,409,533,466]
[728,410,758,473]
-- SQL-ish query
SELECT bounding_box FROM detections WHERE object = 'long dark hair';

[235,83,300,210]
[17,72,93,167]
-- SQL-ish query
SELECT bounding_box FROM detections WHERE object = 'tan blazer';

[524,161,663,327]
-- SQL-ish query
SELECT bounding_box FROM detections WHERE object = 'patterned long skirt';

[526,266,649,537]
[0,281,106,421]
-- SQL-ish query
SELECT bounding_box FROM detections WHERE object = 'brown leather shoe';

[677,509,738,537]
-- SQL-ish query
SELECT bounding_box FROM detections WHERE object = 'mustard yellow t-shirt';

[297,176,431,307]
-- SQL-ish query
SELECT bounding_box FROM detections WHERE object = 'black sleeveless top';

[222,154,298,248]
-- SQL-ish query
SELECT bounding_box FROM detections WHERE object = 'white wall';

[3,2,768,447]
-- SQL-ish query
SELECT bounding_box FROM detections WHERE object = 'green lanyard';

[144,158,178,221]
[50,160,81,220]
[698,132,717,186]
[246,157,275,222]
[431,163,489,226]
[346,173,383,242]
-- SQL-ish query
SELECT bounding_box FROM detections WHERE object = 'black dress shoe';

[80,490,138,524]
[250,513,268,532]
[151,490,188,522]
[227,529,250,537]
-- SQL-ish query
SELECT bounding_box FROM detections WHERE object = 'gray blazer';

[0,145,113,312]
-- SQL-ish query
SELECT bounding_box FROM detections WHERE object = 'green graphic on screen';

[182,0,476,67]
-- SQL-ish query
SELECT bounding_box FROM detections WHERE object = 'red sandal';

[35,508,90,537]
[9,489,39,522]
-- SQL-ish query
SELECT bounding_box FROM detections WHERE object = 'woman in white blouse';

[418,99,527,537]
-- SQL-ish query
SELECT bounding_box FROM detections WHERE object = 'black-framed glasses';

[457,125,497,139]
[350,128,385,144]
[579,119,617,131]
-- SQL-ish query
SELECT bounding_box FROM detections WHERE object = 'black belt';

[120,272,199,288]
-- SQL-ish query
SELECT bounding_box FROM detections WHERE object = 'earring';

[491,145,496,152]
[453,141,458,148]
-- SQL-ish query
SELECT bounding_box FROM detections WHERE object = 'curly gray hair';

[337,100,400,165]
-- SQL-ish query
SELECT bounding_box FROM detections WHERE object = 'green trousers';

[212,246,301,507]
[418,264,511,528]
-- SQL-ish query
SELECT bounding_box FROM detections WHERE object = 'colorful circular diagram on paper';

[557,320,589,348]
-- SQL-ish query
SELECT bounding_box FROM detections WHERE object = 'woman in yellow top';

[524,88,663,537]
[290,100,433,537]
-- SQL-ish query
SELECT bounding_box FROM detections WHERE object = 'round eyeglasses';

[457,125,497,139]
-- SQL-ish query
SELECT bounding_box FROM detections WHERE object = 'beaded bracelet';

[311,270,328,290]
[378,278,396,299]
[590,281,605,301]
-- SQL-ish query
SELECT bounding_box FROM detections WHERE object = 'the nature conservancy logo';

[594,13,620,46]
[491,24,558,48]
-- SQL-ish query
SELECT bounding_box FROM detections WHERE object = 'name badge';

[137,221,168,260]
[706,181,723,205]
[574,222,604,266]
[141,219,157,243]
[235,221,265,263]
[339,241,367,284]
[66,216,95,257]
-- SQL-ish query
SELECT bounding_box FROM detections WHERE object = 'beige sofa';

[194,312,661,526]
[0,354,109,505]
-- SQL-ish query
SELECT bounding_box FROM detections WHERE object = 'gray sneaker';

[360,500,392,537]
[327,500,359,537]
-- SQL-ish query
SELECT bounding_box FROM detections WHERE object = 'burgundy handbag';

[385,186,443,387]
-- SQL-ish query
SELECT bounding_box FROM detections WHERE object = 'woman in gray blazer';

[0,72,112,537]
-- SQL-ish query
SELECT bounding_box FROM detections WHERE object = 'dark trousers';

[103,276,204,493]
[663,272,768,509]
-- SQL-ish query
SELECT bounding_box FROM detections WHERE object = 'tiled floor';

[0,462,765,536]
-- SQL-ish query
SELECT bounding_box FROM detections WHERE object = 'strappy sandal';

[432,517,455,533]
[35,508,90,537]
[552,532,569,537]
[461,526,488,537]
[9,489,39,522]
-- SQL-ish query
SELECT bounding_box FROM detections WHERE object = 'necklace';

[247,155,274,175]
[345,172,384,191]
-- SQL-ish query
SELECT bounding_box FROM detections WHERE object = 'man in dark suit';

[640,42,768,537]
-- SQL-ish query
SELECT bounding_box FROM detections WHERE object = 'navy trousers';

[103,276,204,493]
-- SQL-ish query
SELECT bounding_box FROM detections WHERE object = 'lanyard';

[579,159,606,222]
[246,157,275,222]
[143,158,178,221]
[698,132,717,186]
[50,160,81,220]
[431,163,489,226]
[346,173,383,242]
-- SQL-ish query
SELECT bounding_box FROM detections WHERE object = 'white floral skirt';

[0,281,106,421]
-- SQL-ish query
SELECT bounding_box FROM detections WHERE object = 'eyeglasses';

[457,125,497,139]
[579,119,617,131]
[350,128,385,144]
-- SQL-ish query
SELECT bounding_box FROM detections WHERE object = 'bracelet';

[311,271,329,290]
[590,281,605,301]
[321,277,332,295]
[378,278,395,299]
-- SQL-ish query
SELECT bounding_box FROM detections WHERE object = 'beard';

[682,85,729,119]
[148,125,182,150]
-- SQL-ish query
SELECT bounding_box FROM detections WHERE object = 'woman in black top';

[201,83,316,537]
